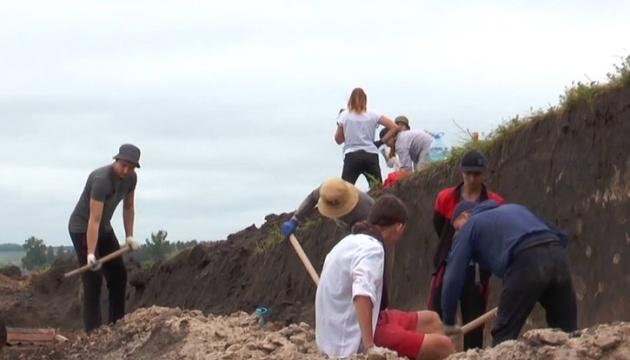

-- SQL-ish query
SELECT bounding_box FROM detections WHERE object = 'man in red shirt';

[427,150,504,349]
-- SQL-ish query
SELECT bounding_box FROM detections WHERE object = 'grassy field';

[0,251,25,267]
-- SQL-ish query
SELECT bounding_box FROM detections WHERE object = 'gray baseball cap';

[113,144,141,168]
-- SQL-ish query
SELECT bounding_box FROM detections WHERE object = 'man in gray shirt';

[68,144,141,332]
[381,116,434,172]
[281,177,375,236]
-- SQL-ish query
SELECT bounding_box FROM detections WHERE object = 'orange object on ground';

[383,170,408,188]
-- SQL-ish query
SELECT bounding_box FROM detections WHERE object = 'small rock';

[261,342,277,352]
[593,333,620,350]
[289,333,307,346]
[523,329,569,346]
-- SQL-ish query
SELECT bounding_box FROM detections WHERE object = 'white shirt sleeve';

[337,110,348,126]
[350,243,384,306]
[368,111,382,126]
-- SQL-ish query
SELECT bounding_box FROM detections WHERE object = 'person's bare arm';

[123,191,135,238]
[378,116,399,143]
[86,199,104,256]
[334,124,345,144]
[353,295,375,350]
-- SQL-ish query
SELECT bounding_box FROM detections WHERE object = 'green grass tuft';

[254,226,284,254]
[414,54,630,178]
[300,216,325,233]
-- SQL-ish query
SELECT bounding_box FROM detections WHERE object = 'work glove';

[87,253,101,271]
[281,219,298,237]
[443,324,462,336]
[126,236,140,251]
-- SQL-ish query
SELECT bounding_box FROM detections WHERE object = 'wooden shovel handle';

[289,234,320,285]
[461,307,498,334]
[64,245,131,278]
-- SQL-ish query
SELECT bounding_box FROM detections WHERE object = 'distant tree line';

[20,236,73,271]
[131,230,198,266]
[0,243,23,251]
[15,230,197,271]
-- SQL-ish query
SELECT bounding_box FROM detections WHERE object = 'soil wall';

[129,84,630,328]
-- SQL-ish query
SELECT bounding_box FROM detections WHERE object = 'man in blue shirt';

[441,200,577,345]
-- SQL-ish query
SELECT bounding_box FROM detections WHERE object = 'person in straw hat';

[280,177,374,237]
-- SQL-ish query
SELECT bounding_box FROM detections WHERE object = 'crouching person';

[315,195,454,359]
[441,200,577,346]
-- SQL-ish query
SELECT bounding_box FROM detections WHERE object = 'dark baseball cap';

[113,144,141,168]
[460,150,487,172]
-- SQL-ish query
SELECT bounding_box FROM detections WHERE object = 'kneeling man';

[316,195,454,360]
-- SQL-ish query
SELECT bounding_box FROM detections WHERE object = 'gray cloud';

[1,0,628,245]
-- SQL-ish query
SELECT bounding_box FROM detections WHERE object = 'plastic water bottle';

[429,132,449,161]
[254,306,268,325]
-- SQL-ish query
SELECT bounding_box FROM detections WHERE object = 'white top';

[338,110,382,155]
[315,233,384,358]
[395,129,434,169]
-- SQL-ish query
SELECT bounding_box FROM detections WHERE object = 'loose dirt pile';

[448,322,630,360]
[29,306,403,360]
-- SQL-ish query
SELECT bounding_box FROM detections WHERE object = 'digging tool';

[289,234,320,285]
[64,245,132,278]
[462,307,498,334]
[445,307,498,337]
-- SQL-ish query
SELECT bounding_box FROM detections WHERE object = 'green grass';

[300,216,325,233]
[415,54,630,178]
[0,250,25,267]
[560,55,630,111]
[254,226,285,254]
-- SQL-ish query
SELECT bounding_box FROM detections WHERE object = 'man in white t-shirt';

[315,195,454,360]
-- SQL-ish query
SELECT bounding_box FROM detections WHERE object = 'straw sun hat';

[317,177,360,219]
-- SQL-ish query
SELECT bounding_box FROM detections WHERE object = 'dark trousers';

[341,150,382,187]
[492,244,577,346]
[70,230,127,332]
[427,264,489,350]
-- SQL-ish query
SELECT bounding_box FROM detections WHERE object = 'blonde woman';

[335,88,398,188]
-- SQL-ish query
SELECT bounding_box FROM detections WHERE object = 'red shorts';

[374,309,425,358]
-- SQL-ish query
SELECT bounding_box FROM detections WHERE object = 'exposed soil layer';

[128,83,630,330]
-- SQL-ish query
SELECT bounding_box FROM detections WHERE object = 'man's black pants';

[341,150,382,187]
[428,264,489,350]
[70,231,127,332]
[492,244,577,345]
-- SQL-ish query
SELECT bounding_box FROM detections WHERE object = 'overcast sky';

[1,1,628,246]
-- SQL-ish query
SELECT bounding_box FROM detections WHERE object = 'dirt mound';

[448,322,630,359]
[5,306,403,360]
[0,265,22,278]
[0,255,85,330]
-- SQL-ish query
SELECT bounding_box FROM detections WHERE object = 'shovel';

[64,245,132,278]
[462,307,498,334]
[446,307,498,351]
[289,234,320,285]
